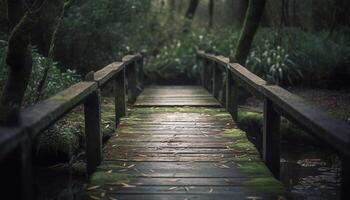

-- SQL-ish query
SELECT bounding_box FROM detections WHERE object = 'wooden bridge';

[0,51,349,200]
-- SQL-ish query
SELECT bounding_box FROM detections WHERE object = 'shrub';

[246,39,303,85]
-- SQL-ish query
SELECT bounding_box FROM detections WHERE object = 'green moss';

[243,177,284,193]
[90,171,132,185]
[237,162,271,175]
[230,154,260,162]
[233,140,256,151]
[223,129,246,139]
[237,111,263,135]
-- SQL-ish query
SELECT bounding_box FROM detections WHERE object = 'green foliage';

[56,0,151,74]
[35,125,80,160]
[146,29,239,83]
[283,29,350,87]
[0,43,80,105]
[246,39,303,85]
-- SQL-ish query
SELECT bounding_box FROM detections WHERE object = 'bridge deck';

[87,86,284,200]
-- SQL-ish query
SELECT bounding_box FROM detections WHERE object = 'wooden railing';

[0,54,144,200]
[196,50,350,200]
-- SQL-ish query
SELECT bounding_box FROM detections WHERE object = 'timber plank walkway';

[86,86,285,200]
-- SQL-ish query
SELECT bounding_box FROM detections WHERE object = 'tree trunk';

[183,0,199,33]
[234,0,266,65]
[35,0,72,103]
[208,0,214,28]
[0,0,45,125]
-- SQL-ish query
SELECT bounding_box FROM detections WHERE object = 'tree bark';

[208,0,214,28]
[183,0,199,33]
[0,0,45,125]
[234,0,266,65]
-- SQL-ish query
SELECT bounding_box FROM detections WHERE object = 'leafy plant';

[246,39,303,85]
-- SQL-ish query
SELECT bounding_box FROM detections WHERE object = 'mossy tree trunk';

[234,0,266,65]
[0,0,45,125]
[183,0,199,33]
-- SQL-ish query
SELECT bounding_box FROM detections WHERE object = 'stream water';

[281,143,341,200]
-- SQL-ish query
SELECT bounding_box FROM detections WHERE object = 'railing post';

[1,133,32,200]
[115,69,126,125]
[84,89,102,175]
[202,59,211,91]
[226,68,238,121]
[137,56,144,90]
[263,98,281,179]
[127,61,137,104]
[213,62,221,100]
[341,156,350,200]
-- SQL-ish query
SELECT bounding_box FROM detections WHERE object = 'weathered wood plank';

[94,62,124,86]
[21,82,97,138]
[115,69,126,125]
[87,92,284,199]
[84,89,102,175]
[134,86,220,107]
[262,85,350,157]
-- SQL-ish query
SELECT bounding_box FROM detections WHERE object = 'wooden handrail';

[197,50,350,200]
[0,53,144,200]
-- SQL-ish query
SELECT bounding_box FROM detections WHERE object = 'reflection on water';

[281,143,341,200]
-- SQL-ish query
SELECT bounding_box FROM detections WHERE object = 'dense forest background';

[0,0,350,105]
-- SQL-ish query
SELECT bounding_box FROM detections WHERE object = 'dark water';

[281,143,341,200]
[34,166,86,200]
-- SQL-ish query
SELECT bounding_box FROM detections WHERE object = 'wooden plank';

[226,69,238,121]
[262,85,350,157]
[87,104,284,199]
[126,61,137,104]
[84,89,102,175]
[115,69,126,125]
[263,98,281,179]
[94,62,124,86]
[134,86,220,107]
[21,82,97,138]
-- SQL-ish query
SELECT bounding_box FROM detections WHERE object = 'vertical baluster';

[202,59,211,91]
[127,62,137,104]
[138,56,144,90]
[1,132,32,200]
[213,63,221,100]
[341,156,350,200]
[263,98,281,179]
[84,89,102,175]
[226,68,238,121]
[115,69,126,126]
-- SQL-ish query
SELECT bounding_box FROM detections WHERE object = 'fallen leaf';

[168,186,178,190]
[100,192,106,197]
[167,179,180,182]
[127,164,136,168]
[87,185,100,191]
